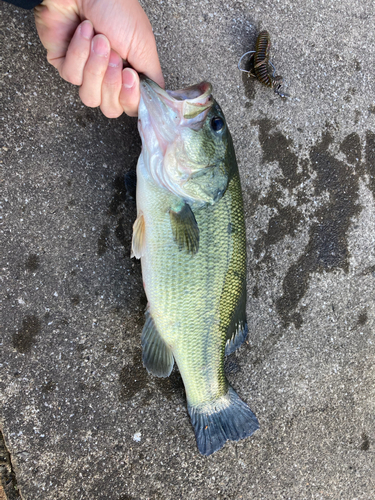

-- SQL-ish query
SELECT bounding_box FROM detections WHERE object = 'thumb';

[125,17,165,89]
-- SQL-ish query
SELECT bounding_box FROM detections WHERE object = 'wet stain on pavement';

[119,350,185,403]
[266,206,303,246]
[357,310,368,326]
[108,175,127,215]
[242,71,256,104]
[154,369,185,402]
[255,118,305,190]
[360,432,370,451]
[115,217,129,248]
[124,170,137,200]
[25,254,39,271]
[139,291,147,311]
[253,204,303,260]
[365,131,375,197]
[104,342,115,353]
[251,119,307,266]
[71,294,80,306]
[119,351,148,401]
[42,381,57,393]
[276,131,364,327]
[98,224,110,256]
[12,315,41,353]
[340,132,361,164]
[75,109,96,128]
[354,59,362,71]
[361,264,375,277]
[224,358,241,374]
[249,124,369,328]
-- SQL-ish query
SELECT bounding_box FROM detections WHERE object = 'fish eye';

[211,116,224,132]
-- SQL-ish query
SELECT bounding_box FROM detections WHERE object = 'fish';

[131,76,259,455]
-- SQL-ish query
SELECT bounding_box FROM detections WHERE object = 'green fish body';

[132,78,259,455]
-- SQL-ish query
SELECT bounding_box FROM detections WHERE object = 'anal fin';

[141,308,174,377]
[169,204,199,255]
[225,280,248,356]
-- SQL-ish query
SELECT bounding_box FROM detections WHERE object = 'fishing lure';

[238,30,289,98]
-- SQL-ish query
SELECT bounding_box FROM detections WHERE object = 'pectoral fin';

[225,281,248,356]
[131,213,145,259]
[169,204,199,255]
[142,308,174,377]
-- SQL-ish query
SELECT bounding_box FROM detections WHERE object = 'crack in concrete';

[0,429,21,500]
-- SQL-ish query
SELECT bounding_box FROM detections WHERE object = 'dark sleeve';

[3,0,43,9]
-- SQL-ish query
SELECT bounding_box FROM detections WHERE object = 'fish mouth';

[139,76,213,122]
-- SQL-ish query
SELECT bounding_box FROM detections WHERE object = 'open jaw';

[139,77,214,125]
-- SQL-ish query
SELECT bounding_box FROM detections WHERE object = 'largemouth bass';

[131,77,259,455]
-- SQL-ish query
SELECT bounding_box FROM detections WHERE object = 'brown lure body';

[238,30,289,97]
[253,30,273,87]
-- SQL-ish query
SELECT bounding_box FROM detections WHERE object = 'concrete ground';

[1,0,375,499]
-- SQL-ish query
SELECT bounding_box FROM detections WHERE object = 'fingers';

[59,24,125,117]
[101,60,142,118]
[119,68,140,117]
[60,20,94,85]
[100,51,123,118]
[79,44,142,118]
[79,34,110,108]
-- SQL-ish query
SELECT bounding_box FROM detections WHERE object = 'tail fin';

[188,386,259,456]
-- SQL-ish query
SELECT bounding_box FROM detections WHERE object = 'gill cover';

[138,77,231,207]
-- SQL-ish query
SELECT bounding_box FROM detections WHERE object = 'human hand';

[34,0,164,117]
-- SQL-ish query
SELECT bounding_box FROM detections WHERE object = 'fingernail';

[122,68,136,89]
[92,35,109,57]
[108,51,121,68]
[80,20,93,40]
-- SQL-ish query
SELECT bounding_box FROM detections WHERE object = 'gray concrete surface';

[1,0,375,499]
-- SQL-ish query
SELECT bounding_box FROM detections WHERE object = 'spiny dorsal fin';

[225,280,248,356]
[131,213,145,259]
[169,204,199,255]
[142,308,174,378]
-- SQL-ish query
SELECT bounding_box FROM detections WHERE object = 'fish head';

[138,77,233,206]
